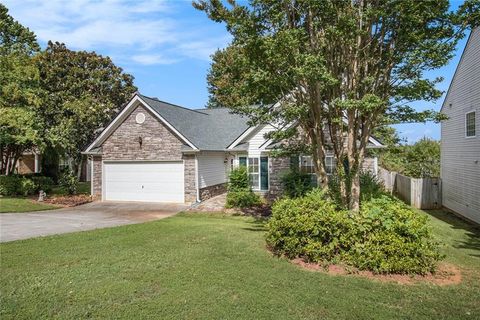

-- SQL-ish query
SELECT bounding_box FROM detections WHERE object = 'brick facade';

[199,183,227,201]
[266,156,290,199]
[91,105,197,203]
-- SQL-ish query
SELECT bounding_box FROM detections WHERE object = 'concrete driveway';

[0,201,188,242]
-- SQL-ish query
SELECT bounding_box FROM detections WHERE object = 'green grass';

[0,197,59,213]
[1,210,479,319]
[0,182,91,213]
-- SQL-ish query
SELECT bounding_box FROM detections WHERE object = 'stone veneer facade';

[266,156,290,199]
[91,105,197,203]
[199,183,227,201]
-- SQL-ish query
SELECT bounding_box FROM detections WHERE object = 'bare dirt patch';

[292,258,462,286]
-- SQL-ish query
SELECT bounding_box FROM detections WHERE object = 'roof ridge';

[139,94,209,115]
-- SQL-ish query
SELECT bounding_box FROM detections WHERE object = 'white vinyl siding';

[246,124,275,157]
[197,152,227,188]
[441,28,480,223]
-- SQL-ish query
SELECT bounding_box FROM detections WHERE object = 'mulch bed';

[42,194,93,207]
[292,258,462,286]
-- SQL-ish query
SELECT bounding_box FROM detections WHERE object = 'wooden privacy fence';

[377,167,442,209]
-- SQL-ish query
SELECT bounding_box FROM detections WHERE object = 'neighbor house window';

[466,111,476,137]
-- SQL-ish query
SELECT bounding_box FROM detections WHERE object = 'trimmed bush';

[226,190,262,208]
[280,169,313,198]
[19,178,36,196]
[30,176,54,193]
[0,175,22,196]
[59,169,78,195]
[228,166,250,191]
[266,190,442,274]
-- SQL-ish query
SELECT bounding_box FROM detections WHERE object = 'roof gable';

[441,28,479,113]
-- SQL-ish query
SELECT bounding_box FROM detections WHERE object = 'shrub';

[359,171,385,202]
[266,191,442,274]
[280,170,313,198]
[59,169,78,195]
[19,178,36,196]
[228,166,250,191]
[30,176,54,193]
[350,196,443,274]
[0,175,21,196]
[226,190,262,208]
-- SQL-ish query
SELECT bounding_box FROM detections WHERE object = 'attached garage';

[103,161,184,203]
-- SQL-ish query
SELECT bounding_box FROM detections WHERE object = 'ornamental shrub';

[0,175,21,196]
[30,176,54,193]
[19,177,36,196]
[280,169,313,198]
[59,169,78,195]
[266,191,442,274]
[228,166,250,191]
[226,189,262,208]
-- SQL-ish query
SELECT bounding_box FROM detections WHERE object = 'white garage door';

[104,161,184,202]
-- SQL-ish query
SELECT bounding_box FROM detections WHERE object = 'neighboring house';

[83,93,383,204]
[15,152,92,182]
[441,28,480,224]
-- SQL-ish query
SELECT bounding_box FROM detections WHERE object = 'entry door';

[104,161,184,202]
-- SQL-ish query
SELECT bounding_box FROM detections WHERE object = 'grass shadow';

[242,217,268,232]
[425,209,480,258]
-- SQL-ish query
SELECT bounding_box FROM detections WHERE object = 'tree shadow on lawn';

[241,217,268,232]
[425,209,480,258]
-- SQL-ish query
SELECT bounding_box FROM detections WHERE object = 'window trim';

[299,155,336,176]
[237,155,269,191]
[465,111,476,138]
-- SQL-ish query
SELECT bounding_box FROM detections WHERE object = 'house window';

[300,155,335,175]
[466,111,476,137]
[248,157,259,189]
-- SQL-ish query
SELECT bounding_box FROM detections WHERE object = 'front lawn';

[50,181,91,195]
[1,210,479,319]
[0,197,59,213]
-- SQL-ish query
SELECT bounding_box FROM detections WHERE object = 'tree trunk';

[350,170,360,211]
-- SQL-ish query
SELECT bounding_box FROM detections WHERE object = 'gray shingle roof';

[139,94,249,150]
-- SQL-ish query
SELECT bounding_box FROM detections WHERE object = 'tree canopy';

[195,0,479,210]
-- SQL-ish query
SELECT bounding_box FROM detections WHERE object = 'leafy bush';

[328,171,387,206]
[349,197,443,274]
[30,176,54,193]
[226,190,262,208]
[0,175,21,196]
[19,178,36,196]
[359,171,385,202]
[266,189,354,262]
[266,190,442,274]
[228,166,250,191]
[280,169,313,198]
[59,169,78,195]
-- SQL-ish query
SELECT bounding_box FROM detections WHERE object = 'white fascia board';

[85,95,198,152]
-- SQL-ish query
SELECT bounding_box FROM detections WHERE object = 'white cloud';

[3,0,228,65]
[132,54,179,65]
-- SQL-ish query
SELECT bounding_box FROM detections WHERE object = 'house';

[440,28,480,224]
[83,93,383,204]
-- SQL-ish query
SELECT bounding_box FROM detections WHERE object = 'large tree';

[36,42,137,177]
[0,4,43,174]
[194,0,479,210]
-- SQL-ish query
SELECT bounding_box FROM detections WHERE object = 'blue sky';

[5,0,468,144]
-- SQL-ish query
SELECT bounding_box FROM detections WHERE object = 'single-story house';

[83,93,383,204]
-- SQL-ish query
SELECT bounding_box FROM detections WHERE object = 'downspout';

[195,154,200,203]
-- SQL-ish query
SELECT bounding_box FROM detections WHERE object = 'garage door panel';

[104,162,185,202]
